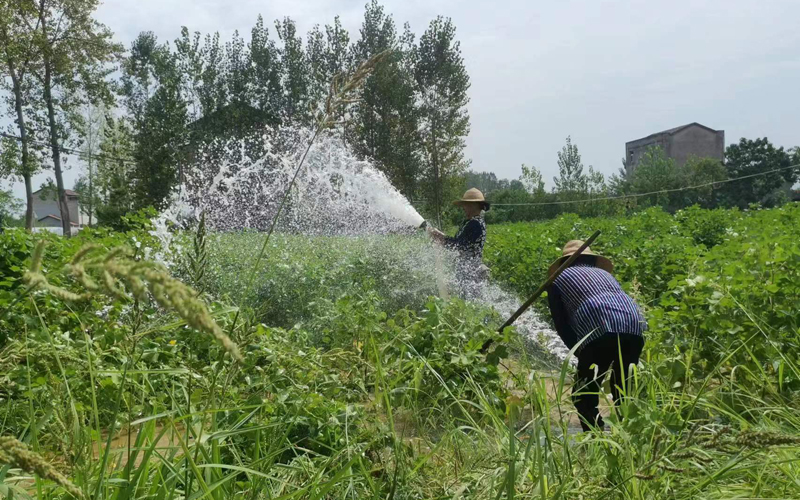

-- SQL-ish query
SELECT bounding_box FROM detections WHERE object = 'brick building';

[625,122,724,175]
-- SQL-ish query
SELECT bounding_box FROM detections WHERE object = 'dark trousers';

[573,334,644,431]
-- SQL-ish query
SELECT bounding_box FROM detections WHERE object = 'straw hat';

[454,188,490,209]
[548,240,613,276]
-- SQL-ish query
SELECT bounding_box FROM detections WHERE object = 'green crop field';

[1,205,799,499]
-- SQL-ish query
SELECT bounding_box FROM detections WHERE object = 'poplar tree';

[275,17,309,124]
[122,32,188,210]
[553,136,587,198]
[0,0,43,229]
[349,1,420,199]
[31,0,121,236]
[414,15,470,222]
[249,16,282,123]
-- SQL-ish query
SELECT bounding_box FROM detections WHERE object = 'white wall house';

[31,188,84,235]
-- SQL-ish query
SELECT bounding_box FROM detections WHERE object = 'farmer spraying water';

[427,188,490,298]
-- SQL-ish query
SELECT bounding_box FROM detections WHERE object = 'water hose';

[480,230,601,353]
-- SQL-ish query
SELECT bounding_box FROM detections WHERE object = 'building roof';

[32,188,79,197]
[629,122,721,144]
[37,214,79,226]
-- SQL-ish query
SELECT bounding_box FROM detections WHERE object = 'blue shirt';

[547,262,646,353]
[444,216,486,278]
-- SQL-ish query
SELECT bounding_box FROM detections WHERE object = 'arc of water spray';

[225,50,393,342]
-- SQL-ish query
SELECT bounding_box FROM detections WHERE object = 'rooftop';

[628,122,721,144]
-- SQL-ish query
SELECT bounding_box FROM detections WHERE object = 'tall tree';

[0,0,42,229]
[32,0,121,236]
[552,136,587,199]
[122,32,188,210]
[679,156,727,208]
[414,15,470,222]
[224,31,249,106]
[249,16,282,122]
[275,17,309,124]
[628,146,681,210]
[0,188,23,224]
[76,101,105,226]
[723,138,794,208]
[93,115,134,227]
[306,16,352,117]
[350,3,420,199]
[520,164,546,196]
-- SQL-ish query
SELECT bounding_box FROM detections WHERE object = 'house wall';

[625,125,725,175]
[36,217,62,227]
[670,126,724,167]
[32,194,81,226]
[625,134,669,175]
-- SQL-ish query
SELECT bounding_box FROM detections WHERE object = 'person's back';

[546,241,646,431]
[550,263,645,351]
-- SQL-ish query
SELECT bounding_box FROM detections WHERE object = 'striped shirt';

[548,262,646,353]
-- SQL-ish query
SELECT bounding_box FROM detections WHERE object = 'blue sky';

[5,0,799,200]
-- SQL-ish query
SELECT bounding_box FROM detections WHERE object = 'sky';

[4,0,800,201]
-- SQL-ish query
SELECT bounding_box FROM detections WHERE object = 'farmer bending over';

[427,188,490,297]
[546,241,646,431]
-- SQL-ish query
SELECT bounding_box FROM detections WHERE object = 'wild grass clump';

[22,239,241,361]
[0,436,83,498]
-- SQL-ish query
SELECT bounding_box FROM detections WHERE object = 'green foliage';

[553,135,587,197]
[93,116,136,227]
[1,206,800,498]
[123,31,189,211]
[674,205,729,247]
[723,137,795,208]
[414,15,471,222]
[350,1,421,199]
[487,204,800,392]
[678,156,727,208]
[0,188,22,220]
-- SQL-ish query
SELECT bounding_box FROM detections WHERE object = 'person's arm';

[548,283,577,349]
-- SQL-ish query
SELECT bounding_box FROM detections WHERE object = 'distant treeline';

[463,137,799,224]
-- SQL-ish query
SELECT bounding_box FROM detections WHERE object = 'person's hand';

[427,226,445,244]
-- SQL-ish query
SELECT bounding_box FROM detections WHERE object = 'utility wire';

[491,164,800,207]
[0,131,137,165]
[3,128,797,206]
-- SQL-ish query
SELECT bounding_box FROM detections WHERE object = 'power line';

[0,131,137,166]
[491,164,800,207]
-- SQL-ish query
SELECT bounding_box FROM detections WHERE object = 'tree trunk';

[431,122,441,228]
[7,58,35,229]
[42,60,72,237]
[88,157,93,227]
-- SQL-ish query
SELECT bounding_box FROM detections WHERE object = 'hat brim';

[548,253,613,277]
[454,199,488,206]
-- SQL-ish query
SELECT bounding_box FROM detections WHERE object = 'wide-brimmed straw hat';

[454,188,490,210]
[548,240,613,276]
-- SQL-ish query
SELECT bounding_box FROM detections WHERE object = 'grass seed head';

[0,436,84,498]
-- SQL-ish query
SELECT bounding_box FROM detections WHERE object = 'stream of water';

[155,127,568,363]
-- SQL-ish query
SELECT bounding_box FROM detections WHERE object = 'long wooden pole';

[481,230,601,353]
